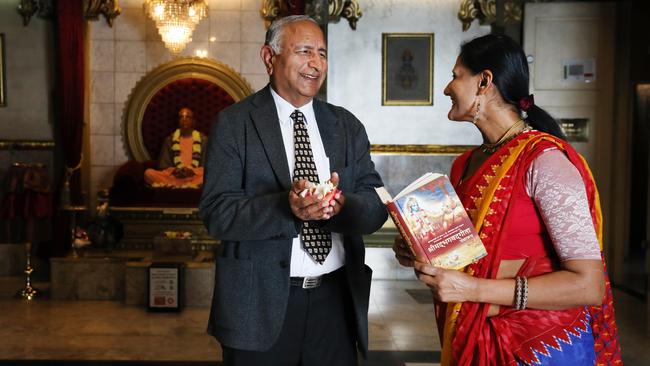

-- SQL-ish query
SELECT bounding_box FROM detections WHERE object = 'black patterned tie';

[291,109,332,264]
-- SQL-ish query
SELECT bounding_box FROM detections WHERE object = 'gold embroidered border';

[371,144,474,156]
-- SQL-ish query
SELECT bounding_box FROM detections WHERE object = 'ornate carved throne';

[109,58,253,250]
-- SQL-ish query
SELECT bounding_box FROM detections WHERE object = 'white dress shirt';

[270,87,345,277]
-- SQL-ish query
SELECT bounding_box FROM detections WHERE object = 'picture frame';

[382,33,434,106]
[0,33,6,107]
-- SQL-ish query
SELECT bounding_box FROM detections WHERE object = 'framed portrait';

[0,33,5,107]
[382,33,434,106]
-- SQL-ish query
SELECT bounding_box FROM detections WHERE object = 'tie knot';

[290,110,305,124]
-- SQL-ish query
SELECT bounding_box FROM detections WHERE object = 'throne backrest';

[123,57,253,162]
[142,78,235,160]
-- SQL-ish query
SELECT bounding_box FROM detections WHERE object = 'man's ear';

[260,45,275,76]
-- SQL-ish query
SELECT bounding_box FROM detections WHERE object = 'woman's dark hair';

[459,34,566,139]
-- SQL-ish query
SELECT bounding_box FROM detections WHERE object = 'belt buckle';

[302,276,321,289]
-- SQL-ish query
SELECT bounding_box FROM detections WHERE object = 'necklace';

[480,119,530,154]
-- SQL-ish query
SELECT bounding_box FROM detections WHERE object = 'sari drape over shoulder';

[439,131,622,366]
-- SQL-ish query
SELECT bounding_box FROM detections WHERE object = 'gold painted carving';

[458,0,523,31]
[122,57,253,162]
[371,144,475,156]
[329,0,362,30]
[83,0,122,27]
[18,0,121,27]
[262,0,362,30]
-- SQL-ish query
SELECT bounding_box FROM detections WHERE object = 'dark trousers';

[222,268,358,366]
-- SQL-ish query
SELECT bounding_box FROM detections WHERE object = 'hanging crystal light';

[144,0,208,55]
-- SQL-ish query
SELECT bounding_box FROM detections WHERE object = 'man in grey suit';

[199,15,387,366]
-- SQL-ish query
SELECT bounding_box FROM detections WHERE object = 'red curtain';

[52,0,85,256]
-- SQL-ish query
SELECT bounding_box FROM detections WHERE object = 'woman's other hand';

[393,236,415,267]
[414,262,479,303]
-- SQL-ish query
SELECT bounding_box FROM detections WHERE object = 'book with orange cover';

[376,173,486,269]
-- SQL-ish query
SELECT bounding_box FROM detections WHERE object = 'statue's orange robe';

[144,136,204,187]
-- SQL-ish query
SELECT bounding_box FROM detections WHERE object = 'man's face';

[266,21,328,107]
[178,108,194,130]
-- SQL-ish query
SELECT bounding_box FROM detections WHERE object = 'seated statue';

[144,108,208,188]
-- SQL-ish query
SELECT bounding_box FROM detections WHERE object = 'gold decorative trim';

[0,34,5,107]
[263,0,362,30]
[17,0,38,26]
[261,0,285,27]
[122,57,253,162]
[83,0,122,27]
[371,144,475,156]
[337,0,362,30]
[458,0,522,31]
[0,140,55,150]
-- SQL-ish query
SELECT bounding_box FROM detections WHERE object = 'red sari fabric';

[441,131,622,365]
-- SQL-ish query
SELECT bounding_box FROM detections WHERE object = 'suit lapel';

[250,86,292,191]
[314,100,345,173]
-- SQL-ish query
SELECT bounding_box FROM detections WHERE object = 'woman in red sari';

[393,34,622,365]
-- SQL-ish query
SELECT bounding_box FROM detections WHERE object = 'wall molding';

[0,140,55,150]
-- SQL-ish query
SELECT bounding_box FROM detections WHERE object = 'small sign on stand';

[148,262,184,312]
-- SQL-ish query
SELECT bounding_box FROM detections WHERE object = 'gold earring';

[473,96,481,124]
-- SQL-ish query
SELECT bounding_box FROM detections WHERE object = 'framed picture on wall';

[382,33,434,106]
[0,33,5,107]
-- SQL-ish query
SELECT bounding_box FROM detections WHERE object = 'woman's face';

[443,58,482,122]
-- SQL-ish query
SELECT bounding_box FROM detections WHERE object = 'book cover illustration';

[379,174,487,269]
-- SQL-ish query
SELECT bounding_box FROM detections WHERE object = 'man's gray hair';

[265,15,318,54]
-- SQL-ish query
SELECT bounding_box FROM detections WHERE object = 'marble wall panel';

[240,43,266,74]
[179,42,210,59]
[125,265,147,306]
[114,103,127,136]
[185,264,215,307]
[50,258,128,300]
[241,0,259,11]
[210,10,242,43]
[193,14,212,43]
[209,42,241,71]
[90,135,115,166]
[90,40,115,72]
[242,73,268,92]
[114,136,130,167]
[115,41,146,72]
[120,0,144,8]
[90,103,115,135]
[91,72,115,104]
[114,8,147,41]
[145,41,173,71]
[114,72,145,104]
[89,18,115,40]
[210,0,241,10]
[240,11,266,43]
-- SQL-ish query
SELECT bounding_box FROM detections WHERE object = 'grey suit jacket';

[199,86,387,356]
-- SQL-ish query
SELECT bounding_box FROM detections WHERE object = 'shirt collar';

[270,87,315,126]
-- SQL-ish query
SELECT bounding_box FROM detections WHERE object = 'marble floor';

[0,277,647,365]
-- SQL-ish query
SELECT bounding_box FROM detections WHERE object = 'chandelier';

[144,0,208,54]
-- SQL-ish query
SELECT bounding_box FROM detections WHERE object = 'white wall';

[327,0,490,145]
[0,3,54,140]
